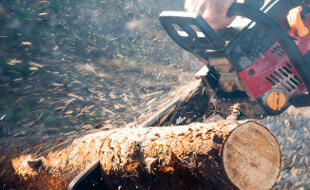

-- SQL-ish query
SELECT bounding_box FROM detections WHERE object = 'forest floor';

[0,0,200,137]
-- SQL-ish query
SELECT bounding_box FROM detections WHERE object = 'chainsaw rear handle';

[159,2,310,90]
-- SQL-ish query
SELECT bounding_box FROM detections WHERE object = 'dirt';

[0,0,309,189]
[0,0,199,137]
[261,107,310,189]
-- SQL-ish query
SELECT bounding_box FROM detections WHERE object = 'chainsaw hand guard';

[159,11,226,63]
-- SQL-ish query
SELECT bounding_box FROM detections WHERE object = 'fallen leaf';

[29,61,44,68]
[117,53,124,58]
[76,106,88,116]
[7,59,22,66]
[53,83,64,87]
[65,110,73,114]
[147,98,157,105]
[53,45,59,51]
[109,92,117,99]
[84,64,97,74]
[38,1,50,4]
[22,42,32,45]
[139,90,163,99]
[61,98,77,112]
[13,78,23,82]
[29,67,39,71]
[38,13,48,16]
[68,93,84,100]
[38,98,45,103]
[82,125,93,129]
[102,106,115,115]
[36,112,43,121]
[114,104,126,109]
[86,105,95,110]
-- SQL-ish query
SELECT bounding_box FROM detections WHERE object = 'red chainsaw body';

[238,13,310,99]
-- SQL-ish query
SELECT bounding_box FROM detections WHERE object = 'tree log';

[0,120,280,190]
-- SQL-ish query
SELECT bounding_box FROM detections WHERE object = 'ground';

[0,0,199,136]
[0,0,309,189]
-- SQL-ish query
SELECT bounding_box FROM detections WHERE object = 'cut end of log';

[222,121,281,190]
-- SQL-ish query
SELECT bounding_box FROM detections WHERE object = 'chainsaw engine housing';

[225,1,310,114]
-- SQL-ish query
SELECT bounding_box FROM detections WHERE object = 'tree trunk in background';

[0,120,281,190]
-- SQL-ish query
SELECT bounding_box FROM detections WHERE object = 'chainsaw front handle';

[159,11,226,63]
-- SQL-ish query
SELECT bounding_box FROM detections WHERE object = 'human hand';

[184,0,236,30]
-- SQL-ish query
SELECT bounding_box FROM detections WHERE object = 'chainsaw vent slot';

[290,78,299,86]
[286,81,296,90]
[286,63,293,68]
[269,74,280,83]
[265,64,303,92]
[266,77,276,85]
[278,68,288,77]
[294,76,303,83]
[274,71,284,80]
[282,65,292,74]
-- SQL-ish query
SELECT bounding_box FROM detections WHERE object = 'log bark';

[0,120,280,190]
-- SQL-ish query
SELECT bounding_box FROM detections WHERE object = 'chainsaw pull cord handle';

[227,2,310,91]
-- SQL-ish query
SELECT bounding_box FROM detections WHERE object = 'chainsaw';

[159,0,310,117]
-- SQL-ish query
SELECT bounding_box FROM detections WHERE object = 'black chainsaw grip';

[159,12,225,50]
[227,2,310,90]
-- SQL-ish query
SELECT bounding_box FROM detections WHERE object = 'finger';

[184,0,191,11]
[198,0,208,17]
[194,0,206,14]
